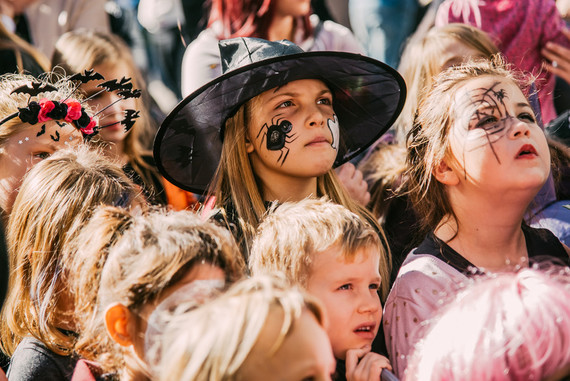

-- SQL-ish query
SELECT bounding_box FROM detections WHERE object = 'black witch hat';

[154,37,406,193]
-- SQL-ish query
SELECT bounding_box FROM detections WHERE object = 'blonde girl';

[153,275,335,381]
[154,37,405,298]
[0,146,139,381]
[51,30,177,207]
[383,56,570,377]
[68,206,245,381]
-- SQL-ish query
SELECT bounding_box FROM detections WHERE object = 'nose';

[508,117,531,139]
[306,104,326,128]
[357,289,381,315]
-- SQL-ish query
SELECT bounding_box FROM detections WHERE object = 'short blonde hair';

[249,198,386,296]
[0,145,139,356]
[155,275,324,381]
[72,207,246,373]
[404,55,532,234]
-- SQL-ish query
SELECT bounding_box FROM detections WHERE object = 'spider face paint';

[453,80,537,164]
[256,114,298,165]
[446,76,549,191]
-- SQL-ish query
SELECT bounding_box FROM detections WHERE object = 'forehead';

[311,245,381,276]
[438,38,487,70]
[261,79,330,98]
[453,75,526,109]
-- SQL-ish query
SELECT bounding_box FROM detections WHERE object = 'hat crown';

[219,37,305,74]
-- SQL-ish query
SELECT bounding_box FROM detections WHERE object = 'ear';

[433,159,460,186]
[104,303,135,347]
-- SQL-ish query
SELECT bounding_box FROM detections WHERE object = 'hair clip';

[0,70,142,140]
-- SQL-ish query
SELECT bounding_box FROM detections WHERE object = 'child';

[52,30,179,207]
[69,206,245,381]
[0,146,140,381]
[249,198,392,381]
[384,56,570,377]
[152,275,336,381]
[154,36,405,273]
[405,266,570,380]
[0,73,92,215]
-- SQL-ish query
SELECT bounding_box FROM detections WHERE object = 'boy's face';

[305,244,382,360]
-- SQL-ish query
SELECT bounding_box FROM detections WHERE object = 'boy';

[250,198,392,381]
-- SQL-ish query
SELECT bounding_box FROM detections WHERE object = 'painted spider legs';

[256,114,298,166]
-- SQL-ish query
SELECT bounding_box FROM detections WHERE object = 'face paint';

[327,114,339,151]
[455,81,536,164]
[256,114,298,165]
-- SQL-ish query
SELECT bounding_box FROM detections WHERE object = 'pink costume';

[436,0,570,124]
[383,253,468,377]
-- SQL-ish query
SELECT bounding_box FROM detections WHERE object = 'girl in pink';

[436,0,570,125]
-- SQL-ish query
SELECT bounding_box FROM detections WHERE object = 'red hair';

[209,0,312,40]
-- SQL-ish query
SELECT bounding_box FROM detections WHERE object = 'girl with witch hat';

[153,37,406,300]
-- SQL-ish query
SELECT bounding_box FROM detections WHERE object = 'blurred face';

[0,121,82,213]
[438,38,488,71]
[133,263,226,358]
[239,309,336,381]
[447,75,550,194]
[306,244,382,360]
[246,79,338,189]
[80,62,136,145]
[274,0,311,17]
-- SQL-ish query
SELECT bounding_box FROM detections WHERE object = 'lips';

[516,144,537,158]
[305,135,330,146]
[353,322,377,340]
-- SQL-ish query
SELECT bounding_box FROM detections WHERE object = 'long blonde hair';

[211,100,391,294]
[0,145,139,356]
[51,30,157,185]
[71,207,245,374]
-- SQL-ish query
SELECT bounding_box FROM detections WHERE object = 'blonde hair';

[0,145,139,356]
[51,30,157,184]
[249,198,389,299]
[211,98,390,272]
[404,55,532,235]
[156,275,324,381]
[71,207,245,373]
[0,72,87,149]
[394,23,499,143]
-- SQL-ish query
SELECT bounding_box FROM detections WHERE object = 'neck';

[259,174,318,202]
[267,14,295,41]
[435,188,534,271]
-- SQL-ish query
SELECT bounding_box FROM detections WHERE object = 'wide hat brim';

[154,51,406,193]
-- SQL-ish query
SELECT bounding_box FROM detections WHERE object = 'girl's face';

[246,79,338,184]
[446,75,550,193]
[274,0,311,17]
[239,309,336,381]
[0,121,82,213]
[81,62,136,145]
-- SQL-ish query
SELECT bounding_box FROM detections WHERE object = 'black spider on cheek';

[257,116,297,165]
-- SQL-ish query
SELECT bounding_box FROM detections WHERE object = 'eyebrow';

[268,88,332,100]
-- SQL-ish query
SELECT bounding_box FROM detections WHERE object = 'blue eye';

[369,283,380,290]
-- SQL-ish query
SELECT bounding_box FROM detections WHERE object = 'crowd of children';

[0,0,570,380]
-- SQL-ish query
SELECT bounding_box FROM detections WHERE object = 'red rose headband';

[0,70,141,140]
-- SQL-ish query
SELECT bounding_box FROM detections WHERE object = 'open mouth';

[354,323,376,335]
[516,144,537,158]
